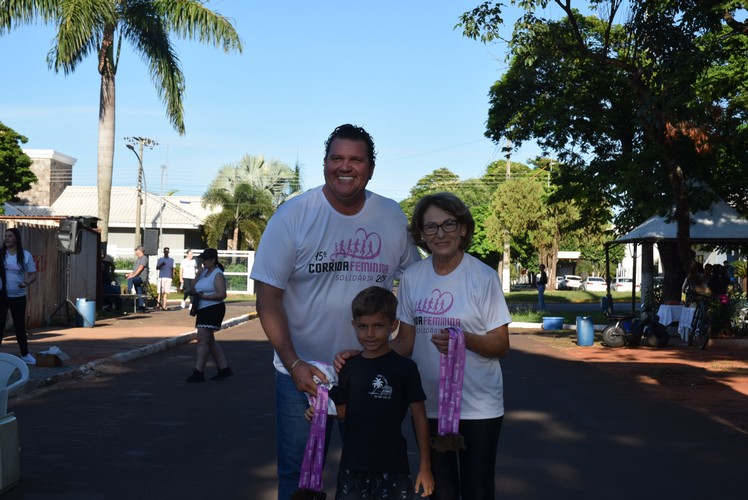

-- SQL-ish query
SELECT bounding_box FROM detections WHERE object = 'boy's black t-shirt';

[335,349,426,474]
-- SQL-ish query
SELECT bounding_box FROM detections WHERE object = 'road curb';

[18,312,258,396]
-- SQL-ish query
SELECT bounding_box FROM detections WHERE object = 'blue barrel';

[75,298,95,328]
[542,317,565,330]
[576,316,594,346]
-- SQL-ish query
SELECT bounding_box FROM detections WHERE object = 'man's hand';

[333,349,361,373]
[290,360,329,396]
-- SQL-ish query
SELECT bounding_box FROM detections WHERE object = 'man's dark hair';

[324,124,376,167]
[351,286,398,322]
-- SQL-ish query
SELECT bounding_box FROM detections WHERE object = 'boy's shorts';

[336,469,412,499]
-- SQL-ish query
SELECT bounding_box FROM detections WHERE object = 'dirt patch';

[511,328,748,434]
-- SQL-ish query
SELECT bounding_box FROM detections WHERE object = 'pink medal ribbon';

[298,385,329,492]
[437,326,466,437]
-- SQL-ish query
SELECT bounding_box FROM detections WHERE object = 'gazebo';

[606,199,748,315]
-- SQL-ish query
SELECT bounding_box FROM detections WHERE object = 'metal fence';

[109,248,255,295]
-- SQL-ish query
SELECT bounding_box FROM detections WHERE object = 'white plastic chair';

[0,354,30,415]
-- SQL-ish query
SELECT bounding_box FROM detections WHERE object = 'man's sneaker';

[211,367,234,381]
[180,300,186,309]
[21,354,36,365]
[186,369,205,383]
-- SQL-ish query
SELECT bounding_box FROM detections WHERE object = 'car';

[581,276,607,292]
[612,277,640,292]
[559,275,583,290]
[555,276,565,287]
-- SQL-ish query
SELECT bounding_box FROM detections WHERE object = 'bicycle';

[687,297,711,349]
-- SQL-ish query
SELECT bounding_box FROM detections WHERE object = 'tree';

[209,154,301,209]
[486,174,582,287]
[202,182,273,251]
[1,1,243,249]
[459,1,748,300]
[0,122,37,206]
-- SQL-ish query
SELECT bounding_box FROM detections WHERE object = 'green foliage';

[203,182,274,250]
[460,1,748,281]
[733,261,747,279]
[0,122,37,205]
[224,262,248,291]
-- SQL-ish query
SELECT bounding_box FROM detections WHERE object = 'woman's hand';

[430,329,451,355]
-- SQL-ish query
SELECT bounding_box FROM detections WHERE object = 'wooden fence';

[0,217,99,329]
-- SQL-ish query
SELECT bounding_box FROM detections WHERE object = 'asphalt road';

[4,319,747,499]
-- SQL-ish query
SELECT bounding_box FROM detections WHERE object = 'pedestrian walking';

[185,248,233,383]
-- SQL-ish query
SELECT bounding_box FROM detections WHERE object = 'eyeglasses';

[422,219,459,236]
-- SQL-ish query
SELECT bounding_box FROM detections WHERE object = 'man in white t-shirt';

[250,124,420,500]
[179,249,198,309]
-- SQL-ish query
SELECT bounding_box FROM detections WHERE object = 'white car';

[582,276,607,292]
[560,275,583,290]
[612,277,640,292]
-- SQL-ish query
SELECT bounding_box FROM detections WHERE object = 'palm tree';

[0,1,243,249]
[202,182,273,251]
[208,154,302,208]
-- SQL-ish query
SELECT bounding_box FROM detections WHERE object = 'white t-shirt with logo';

[250,186,421,373]
[397,253,512,419]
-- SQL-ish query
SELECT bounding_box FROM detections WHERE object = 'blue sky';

[1,1,546,202]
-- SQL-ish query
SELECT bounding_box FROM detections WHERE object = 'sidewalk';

[5,301,256,395]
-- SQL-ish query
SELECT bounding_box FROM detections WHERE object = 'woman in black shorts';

[185,248,233,383]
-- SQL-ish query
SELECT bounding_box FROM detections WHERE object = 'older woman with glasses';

[393,192,512,500]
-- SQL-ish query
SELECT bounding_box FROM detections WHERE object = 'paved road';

[4,319,747,499]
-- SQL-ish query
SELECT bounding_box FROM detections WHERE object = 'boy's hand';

[304,405,314,422]
[414,469,434,497]
[333,349,361,373]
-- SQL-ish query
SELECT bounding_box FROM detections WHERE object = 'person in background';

[125,245,149,313]
[393,192,511,500]
[0,228,38,364]
[179,249,198,309]
[156,247,174,310]
[250,124,420,499]
[537,263,548,311]
[101,253,122,312]
[185,248,233,383]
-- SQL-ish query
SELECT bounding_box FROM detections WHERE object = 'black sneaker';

[186,369,205,383]
[211,367,234,381]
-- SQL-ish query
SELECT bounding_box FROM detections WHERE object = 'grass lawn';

[507,290,639,325]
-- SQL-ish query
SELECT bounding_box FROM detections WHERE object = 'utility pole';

[125,136,158,247]
[502,142,512,293]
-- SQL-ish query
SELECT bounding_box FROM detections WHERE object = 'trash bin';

[75,298,95,328]
[576,316,594,346]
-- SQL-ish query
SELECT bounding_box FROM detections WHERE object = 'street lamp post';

[160,164,167,246]
[124,136,158,247]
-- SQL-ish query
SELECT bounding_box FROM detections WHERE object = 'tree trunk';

[657,241,686,302]
[97,29,116,252]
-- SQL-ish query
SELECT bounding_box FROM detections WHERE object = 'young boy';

[308,286,434,499]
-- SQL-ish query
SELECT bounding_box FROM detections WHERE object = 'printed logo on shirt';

[369,374,393,399]
[413,288,461,332]
[306,227,390,283]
